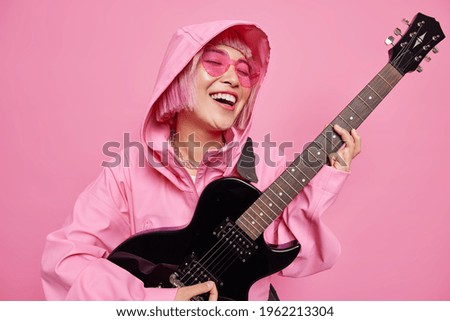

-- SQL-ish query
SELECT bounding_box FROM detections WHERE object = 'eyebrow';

[204,46,227,56]
[204,46,249,63]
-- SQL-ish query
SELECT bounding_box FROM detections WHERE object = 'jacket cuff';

[308,165,350,194]
[143,287,178,301]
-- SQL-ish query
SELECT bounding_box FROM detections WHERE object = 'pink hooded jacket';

[41,20,349,300]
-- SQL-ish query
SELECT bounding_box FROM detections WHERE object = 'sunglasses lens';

[201,51,228,77]
[235,61,250,87]
[201,48,259,88]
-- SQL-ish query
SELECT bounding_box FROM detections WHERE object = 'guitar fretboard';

[236,63,403,240]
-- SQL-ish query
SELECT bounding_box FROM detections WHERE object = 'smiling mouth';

[210,93,237,108]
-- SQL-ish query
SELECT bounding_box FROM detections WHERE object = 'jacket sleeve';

[41,167,178,300]
[264,165,349,277]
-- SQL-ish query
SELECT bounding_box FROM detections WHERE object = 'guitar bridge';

[169,272,184,288]
[213,217,258,263]
[176,252,223,287]
[169,271,208,301]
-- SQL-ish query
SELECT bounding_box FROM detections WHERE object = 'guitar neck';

[236,63,403,240]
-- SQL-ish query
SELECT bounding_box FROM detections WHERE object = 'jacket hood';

[141,20,270,187]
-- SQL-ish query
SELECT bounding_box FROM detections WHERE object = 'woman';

[41,20,360,301]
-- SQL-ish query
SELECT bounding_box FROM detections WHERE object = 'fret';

[357,94,374,111]
[306,148,327,170]
[244,208,267,230]
[280,169,303,189]
[370,77,391,98]
[240,214,264,235]
[327,131,344,155]
[338,113,355,130]
[273,181,296,200]
[313,132,329,155]
[248,206,271,226]
[359,87,381,109]
[346,104,364,122]
[321,126,343,153]
[302,161,318,179]
[291,161,313,180]
[234,63,403,241]
[376,73,393,89]
[348,99,372,121]
[241,215,264,237]
[286,165,309,185]
[248,204,266,219]
[298,155,319,174]
[283,168,302,185]
[367,84,383,100]
[339,110,363,132]
[236,219,259,240]
[258,194,283,214]
[381,65,402,85]
[279,173,300,194]
[243,206,275,235]
[267,186,289,206]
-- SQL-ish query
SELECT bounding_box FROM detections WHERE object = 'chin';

[213,118,237,131]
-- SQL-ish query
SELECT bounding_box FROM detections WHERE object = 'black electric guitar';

[108,13,445,300]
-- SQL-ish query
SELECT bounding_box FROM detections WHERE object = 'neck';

[173,111,225,168]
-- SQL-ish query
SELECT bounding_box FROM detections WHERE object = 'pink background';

[1,0,449,300]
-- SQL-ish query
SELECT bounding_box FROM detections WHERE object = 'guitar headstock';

[387,12,445,74]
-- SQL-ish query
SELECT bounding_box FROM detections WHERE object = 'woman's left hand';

[329,124,361,172]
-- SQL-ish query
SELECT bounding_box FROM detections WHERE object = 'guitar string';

[212,241,247,278]
[177,225,240,285]
[205,242,239,280]
[213,252,240,280]
[179,222,253,285]
[178,204,268,282]
[196,220,253,272]
[181,210,264,282]
[178,227,240,285]
[205,224,254,277]
[178,231,232,285]
[202,225,258,281]
[179,222,255,286]
[392,24,420,68]
[393,23,424,71]
[404,37,435,72]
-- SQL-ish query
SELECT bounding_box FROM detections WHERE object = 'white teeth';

[210,93,237,104]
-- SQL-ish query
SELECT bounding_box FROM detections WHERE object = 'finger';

[333,124,355,148]
[351,128,361,155]
[207,281,218,301]
[175,281,217,301]
[188,281,216,298]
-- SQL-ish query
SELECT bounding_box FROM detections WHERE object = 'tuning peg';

[394,28,402,36]
[416,66,423,73]
[385,36,395,46]
[402,18,411,26]
[425,56,431,62]
[432,47,439,54]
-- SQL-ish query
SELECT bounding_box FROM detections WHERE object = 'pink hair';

[155,29,261,129]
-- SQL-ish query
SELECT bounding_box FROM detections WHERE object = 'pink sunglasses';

[200,45,260,88]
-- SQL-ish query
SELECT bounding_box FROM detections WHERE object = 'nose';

[220,65,240,87]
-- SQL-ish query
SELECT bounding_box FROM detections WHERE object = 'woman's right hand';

[174,281,218,301]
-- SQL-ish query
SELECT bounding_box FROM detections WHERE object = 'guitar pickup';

[177,252,223,287]
[213,218,258,263]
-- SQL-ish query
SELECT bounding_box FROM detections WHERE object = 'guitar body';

[108,177,300,301]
